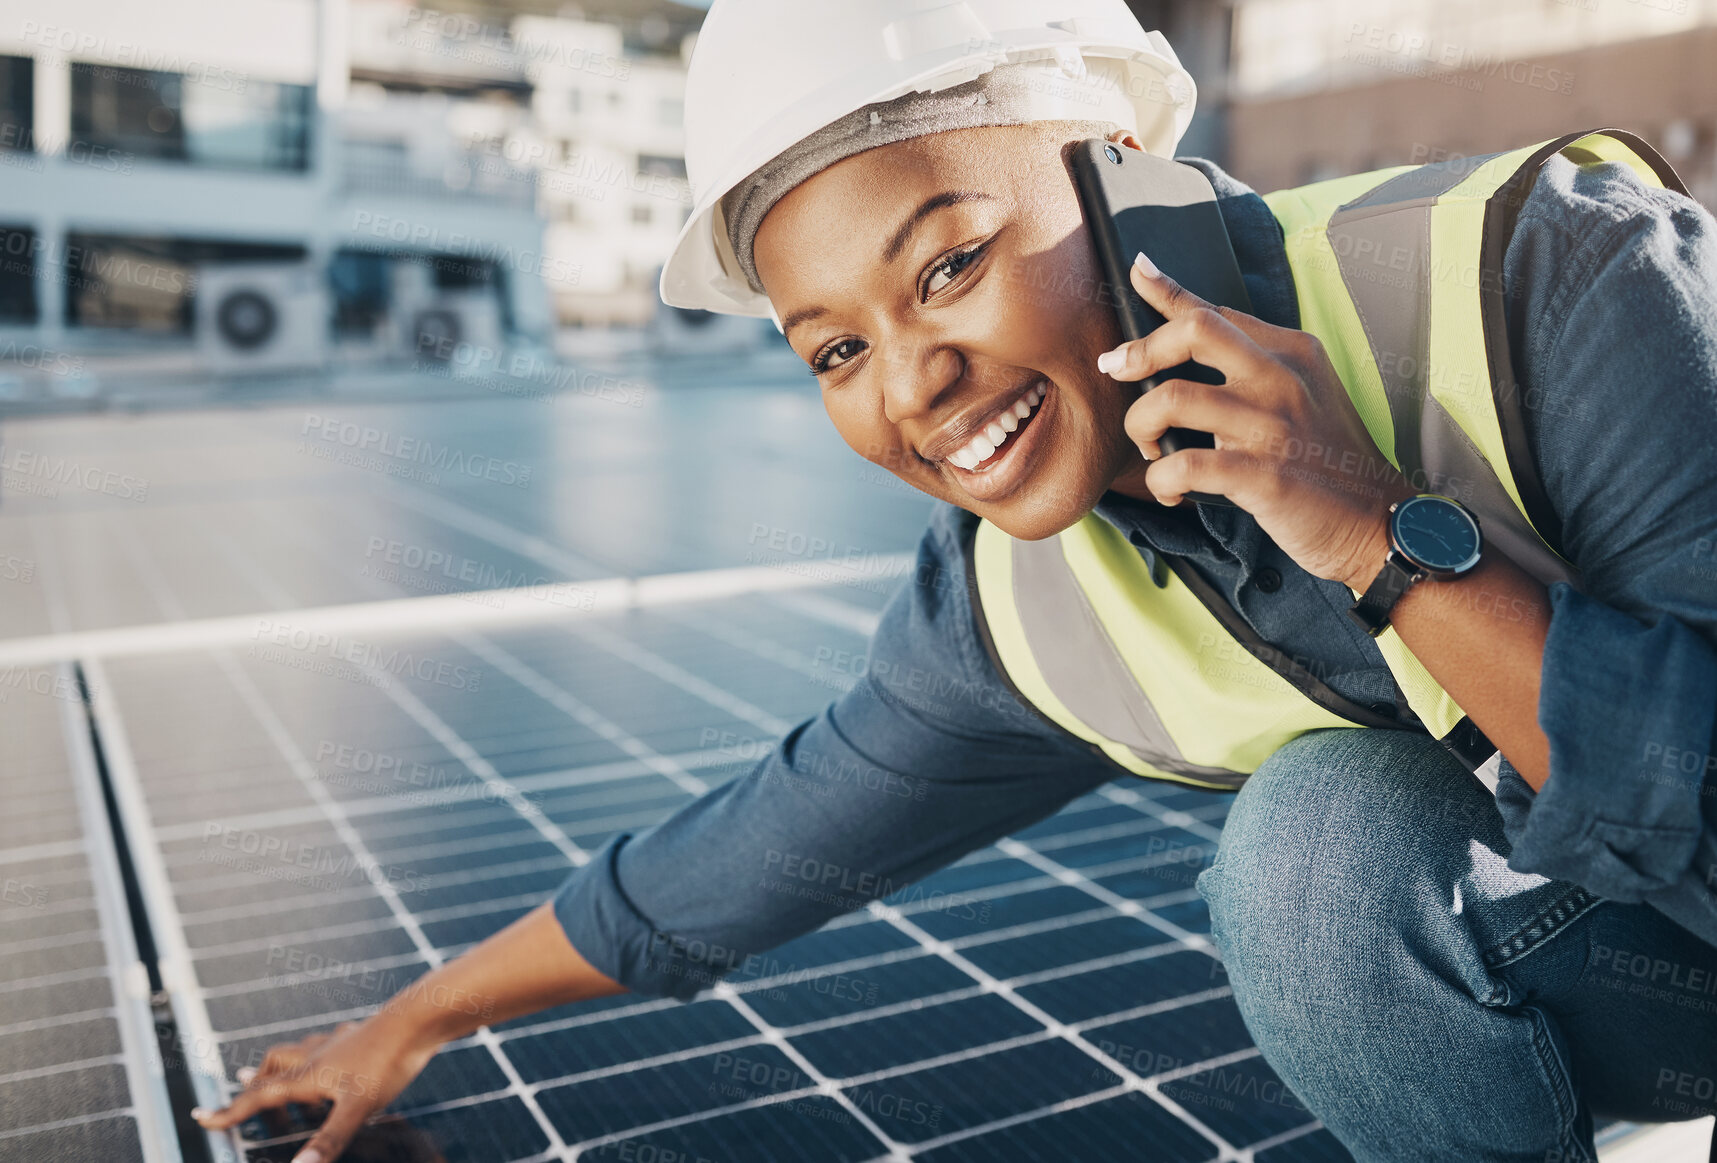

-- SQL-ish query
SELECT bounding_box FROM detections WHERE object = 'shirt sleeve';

[1491,153,1717,946]
[551,503,1126,999]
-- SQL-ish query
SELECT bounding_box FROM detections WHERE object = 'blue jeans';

[1200,728,1717,1162]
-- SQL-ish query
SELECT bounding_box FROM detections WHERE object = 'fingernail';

[1133,250,1159,277]
[190,1107,210,1122]
[292,1149,324,1163]
[237,1067,257,1085]
[1097,349,1124,375]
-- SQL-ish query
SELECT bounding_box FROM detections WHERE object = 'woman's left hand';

[1101,252,1416,591]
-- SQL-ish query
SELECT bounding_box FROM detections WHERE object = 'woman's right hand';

[192,1015,439,1163]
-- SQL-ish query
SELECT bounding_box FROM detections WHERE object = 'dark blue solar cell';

[1081,995,1255,1080]
[740,951,975,1028]
[788,994,1042,1078]
[1159,1054,1320,1149]
[914,1089,1220,1162]
[1150,896,1213,936]
[884,855,1039,900]
[536,1044,804,1143]
[910,885,1096,942]
[505,998,758,1082]
[390,1043,511,1111]
[1256,1126,1355,1162]
[955,914,1169,980]
[589,1094,886,1163]
[844,1037,1119,1143]
[1016,948,1228,1025]
[2,1115,147,1163]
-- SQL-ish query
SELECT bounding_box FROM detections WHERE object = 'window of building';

[0,56,32,152]
[0,225,38,324]
[63,233,305,332]
[71,63,313,171]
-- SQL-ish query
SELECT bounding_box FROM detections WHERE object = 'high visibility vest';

[970,129,1686,791]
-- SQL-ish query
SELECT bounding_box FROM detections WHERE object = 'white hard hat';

[659,0,1197,319]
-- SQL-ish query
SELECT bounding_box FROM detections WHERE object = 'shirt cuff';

[551,834,710,1001]
[1495,582,1717,901]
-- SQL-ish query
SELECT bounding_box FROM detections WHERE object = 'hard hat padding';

[720,59,1135,297]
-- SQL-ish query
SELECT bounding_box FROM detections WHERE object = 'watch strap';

[1347,555,1420,637]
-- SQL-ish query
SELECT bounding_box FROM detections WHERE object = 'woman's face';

[753,123,1150,541]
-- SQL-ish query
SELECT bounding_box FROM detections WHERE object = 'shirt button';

[1252,566,1283,593]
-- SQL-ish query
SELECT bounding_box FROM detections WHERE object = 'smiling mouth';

[943,380,1046,471]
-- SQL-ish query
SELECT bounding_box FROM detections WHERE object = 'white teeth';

[945,380,1047,470]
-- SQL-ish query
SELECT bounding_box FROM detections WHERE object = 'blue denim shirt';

[556,152,1717,998]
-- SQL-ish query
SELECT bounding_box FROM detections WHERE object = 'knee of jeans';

[1200,728,1490,994]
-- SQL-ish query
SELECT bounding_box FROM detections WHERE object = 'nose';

[879,340,963,428]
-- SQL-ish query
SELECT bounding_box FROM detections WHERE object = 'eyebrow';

[780,190,994,342]
[883,190,993,264]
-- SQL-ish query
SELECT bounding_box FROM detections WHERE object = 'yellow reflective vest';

[970,129,1685,791]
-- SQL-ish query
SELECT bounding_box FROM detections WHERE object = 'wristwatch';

[1347,494,1484,637]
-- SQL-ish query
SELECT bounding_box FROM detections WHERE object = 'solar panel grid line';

[0,1107,142,1143]
[58,659,184,1163]
[549,620,807,743]
[869,903,1241,1159]
[0,1006,120,1038]
[83,654,246,1163]
[559,1076,833,1158]
[0,837,89,865]
[443,623,1236,1158]
[598,604,1265,1160]
[451,630,715,797]
[1100,784,1228,844]
[773,590,886,638]
[1233,1117,1331,1162]
[0,1050,127,1085]
[177,855,573,927]
[0,964,113,996]
[655,604,858,689]
[994,837,1215,951]
[713,983,914,1160]
[890,1080,1136,1157]
[349,658,592,867]
[208,648,578,1162]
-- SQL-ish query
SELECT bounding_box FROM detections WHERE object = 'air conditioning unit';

[646,271,768,358]
[391,259,506,378]
[196,263,329,375]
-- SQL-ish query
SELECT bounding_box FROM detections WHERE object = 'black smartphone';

[1071,139,1254,507]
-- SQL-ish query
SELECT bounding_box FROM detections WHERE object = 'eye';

[810,337,867,376]
[921,242,987,300]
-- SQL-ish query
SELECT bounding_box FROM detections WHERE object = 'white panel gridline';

[77,587,1348,1163]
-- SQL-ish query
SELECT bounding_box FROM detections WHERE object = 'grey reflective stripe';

[1327,158,1576,589]
[1420,394,1575,586]
[1010,535,1240,781]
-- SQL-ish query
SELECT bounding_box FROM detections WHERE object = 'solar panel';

[0,664,178,1163]
[75,587,1346,1162]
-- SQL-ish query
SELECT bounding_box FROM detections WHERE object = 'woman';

[197,1,1717,1159]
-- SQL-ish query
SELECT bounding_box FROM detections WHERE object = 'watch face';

[1391,495,1482,574]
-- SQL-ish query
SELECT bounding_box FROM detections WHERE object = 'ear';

[1105,127,1147,153]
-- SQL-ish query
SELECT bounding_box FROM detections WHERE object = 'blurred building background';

[0,0,1713,401]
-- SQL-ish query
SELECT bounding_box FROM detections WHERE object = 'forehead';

[752,126,1052,281]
